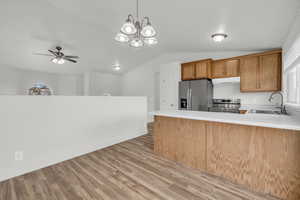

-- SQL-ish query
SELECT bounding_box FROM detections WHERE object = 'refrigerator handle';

[186,89,190,109]
[189,89,192,109]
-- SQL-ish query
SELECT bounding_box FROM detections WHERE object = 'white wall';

[0,66,83,96]
[0,66,122,96]
[56,74,83,96]
[160,63,181,111]
[0,96,147,182]
[89,72,122,96]
[121,62,159,122]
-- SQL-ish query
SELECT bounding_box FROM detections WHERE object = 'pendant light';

[115,0,158,48]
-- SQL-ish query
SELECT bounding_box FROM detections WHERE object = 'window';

[286,63,300,105]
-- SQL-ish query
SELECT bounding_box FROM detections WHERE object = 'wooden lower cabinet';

[154,116,300,200]
[154,116,206,171]
[207,122,300,200]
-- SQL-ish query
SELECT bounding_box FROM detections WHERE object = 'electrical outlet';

[15,151,23,161]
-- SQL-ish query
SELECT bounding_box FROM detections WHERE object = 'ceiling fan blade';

[33,53,53,57]
[64,58,77,63]
[64,55,79,59]
[48,50,58,56]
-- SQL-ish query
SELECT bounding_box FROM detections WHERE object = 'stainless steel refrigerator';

[179,79,213,111]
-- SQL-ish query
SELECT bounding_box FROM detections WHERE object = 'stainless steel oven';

[209,99,241,113]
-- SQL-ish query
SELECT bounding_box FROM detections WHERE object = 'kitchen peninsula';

[153,110,300,200]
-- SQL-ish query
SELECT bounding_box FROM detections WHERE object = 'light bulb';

[57,58,65,65]
[212,33,228,42]
[52,57,65,64]
[144,37,158,45]
[121,22,137,35]
[141,25,156,37]
[130,39,143,48]
[51,58,58,64]
[115,33,129,43]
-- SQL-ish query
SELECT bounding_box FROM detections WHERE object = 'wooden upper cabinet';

[181,63,195,80]
[211,61,226,78]
[181,50,282,91]
[240,56,259,91]
[211,59,240,78]
[240,51,282,92]
[195,59,212,79]
[182,59,212,80]
[226,59,240,77]
[259,53,281,91]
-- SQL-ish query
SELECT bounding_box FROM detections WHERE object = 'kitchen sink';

[248,109,286,115]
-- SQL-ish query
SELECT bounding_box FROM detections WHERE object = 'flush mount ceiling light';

[211,33,228,42]
[113,63,121,71]
[115,0,158,48]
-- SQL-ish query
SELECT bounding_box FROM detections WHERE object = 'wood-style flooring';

[0,125,279,200]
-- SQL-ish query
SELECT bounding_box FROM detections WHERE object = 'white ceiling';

[0,0,299,74]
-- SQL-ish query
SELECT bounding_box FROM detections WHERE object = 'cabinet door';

[225,59,240,77]
[240,56,259,92]
[195,60,211,79]
[259,53,281,91]
[181,63,195,80]
[211,61,226,78]
[180,119,206,170]
[154,116,207,171]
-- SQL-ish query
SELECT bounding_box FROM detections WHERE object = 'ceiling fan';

[35,46,79,64]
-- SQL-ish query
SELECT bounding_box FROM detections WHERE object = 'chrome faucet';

[268,92,288,115]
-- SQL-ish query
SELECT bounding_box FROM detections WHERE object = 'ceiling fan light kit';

[115,0,158,48]
[35,46,79,64]
[51,57,65,65]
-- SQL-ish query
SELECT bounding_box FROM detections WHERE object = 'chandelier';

[115,0,158,48]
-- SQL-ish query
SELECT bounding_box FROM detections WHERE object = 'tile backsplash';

[286,104,300,118]
[213,83,281,106]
